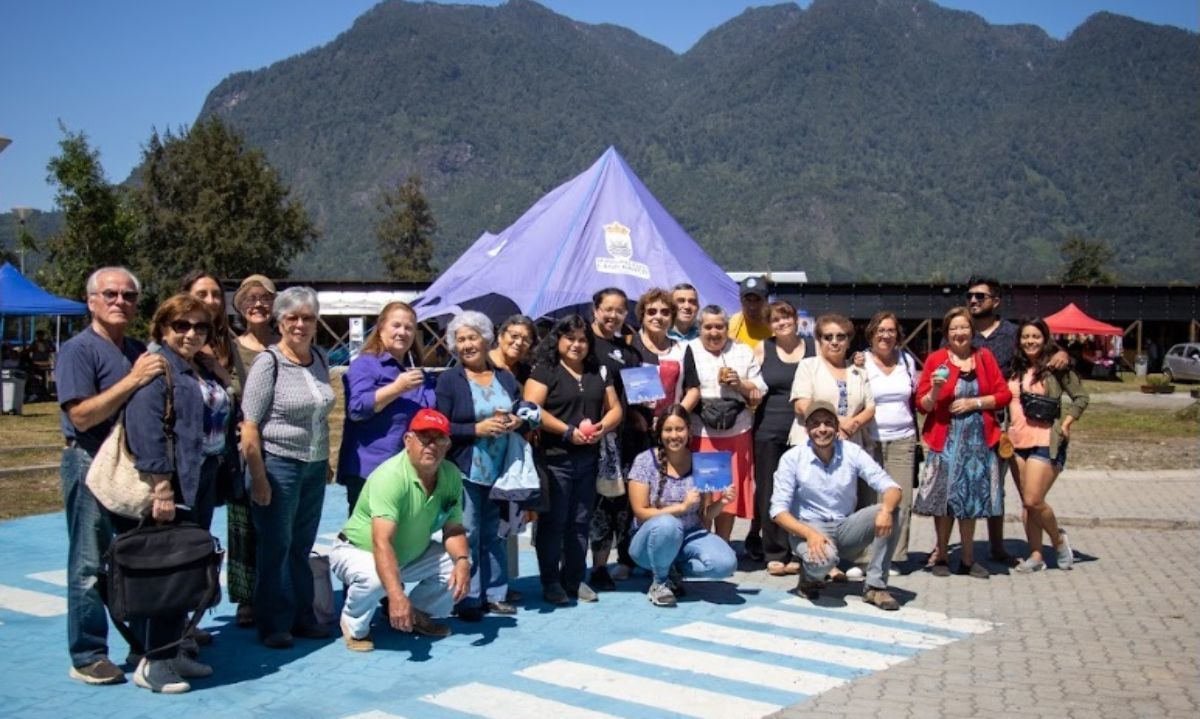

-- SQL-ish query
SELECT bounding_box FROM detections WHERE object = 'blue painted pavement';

[0,485,996,719]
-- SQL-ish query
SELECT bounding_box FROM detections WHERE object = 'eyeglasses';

[408,432,450,448]
[244,293,274,306]
[966,292,995,301]
[643,307,672,318]
[168,319,212,336]
[874,329,898,337]
[282,314,316,325]
[820,333,849,342]
[91,289,139,304]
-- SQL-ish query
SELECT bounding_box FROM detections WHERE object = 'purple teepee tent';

[413,147,738,322]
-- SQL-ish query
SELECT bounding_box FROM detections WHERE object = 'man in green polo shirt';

[330,408,471,651]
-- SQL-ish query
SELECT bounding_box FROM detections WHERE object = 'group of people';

[57,267,1088,693]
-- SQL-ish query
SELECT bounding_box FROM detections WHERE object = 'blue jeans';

[788,505,899,591]
[251,453,327,638]
[61,447,114,668]
[535,451,597,594]
[459,480,507,609]
[629,514,738,583]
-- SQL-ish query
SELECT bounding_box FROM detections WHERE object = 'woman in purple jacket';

[336,301,436,513]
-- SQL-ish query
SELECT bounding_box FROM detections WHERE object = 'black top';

[592,333,641,401]
[972,319,1019,374]
[754,337,802,441]
[628,331,664,366]
[529,362,611,457]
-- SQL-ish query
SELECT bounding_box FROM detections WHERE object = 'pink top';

[1007,370,1052,449]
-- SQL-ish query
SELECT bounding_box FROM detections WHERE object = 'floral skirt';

[914,417,1002,519]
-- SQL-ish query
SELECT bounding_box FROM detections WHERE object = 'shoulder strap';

[162,367,176,469]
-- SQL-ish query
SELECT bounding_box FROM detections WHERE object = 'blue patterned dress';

[914,371,1002,518]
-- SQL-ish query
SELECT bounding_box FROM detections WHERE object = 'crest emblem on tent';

[596,221,649,279]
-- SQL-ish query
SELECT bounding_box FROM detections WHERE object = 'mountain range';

[37,0,1200,283]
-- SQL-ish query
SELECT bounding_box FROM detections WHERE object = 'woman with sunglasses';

[627,405,737,607]
[791,313,875,580]
[628,288,692,414]
[123,294,231,692]
[913,307,1011,579]
[338,301,435,515]
[241,286,336,648]
[1007,318,1089,572]
[225,275,280,628]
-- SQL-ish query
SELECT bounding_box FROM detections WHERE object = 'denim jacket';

[126,346,216,507]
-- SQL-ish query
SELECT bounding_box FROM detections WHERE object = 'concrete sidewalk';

[744,468,1200,718]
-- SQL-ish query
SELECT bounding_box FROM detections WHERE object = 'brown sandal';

[767,561,787,576]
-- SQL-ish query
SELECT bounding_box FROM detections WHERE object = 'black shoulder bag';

[1020,374,1061,423]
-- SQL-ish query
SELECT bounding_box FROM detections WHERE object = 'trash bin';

[1,369,26,415]
[1134,354,1149,378]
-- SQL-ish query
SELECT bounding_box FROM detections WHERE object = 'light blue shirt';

[770,439,899,523]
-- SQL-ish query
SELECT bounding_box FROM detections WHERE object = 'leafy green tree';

[375,175,437,281]
[129,117,317,301]
[40,125,136,300]
[1059,233,1117,285]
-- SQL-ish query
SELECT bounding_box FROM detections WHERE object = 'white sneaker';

[1056,529,1075,570]
[172,653,213,678]
[845,566,865,580]
[132,658,190,694]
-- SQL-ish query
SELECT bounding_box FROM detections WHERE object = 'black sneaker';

[69,658,126,685]
[589,566,616,591]
[455,605,485,622]
[794,574,821,600]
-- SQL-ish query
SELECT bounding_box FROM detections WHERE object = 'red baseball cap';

[409,408,450,436]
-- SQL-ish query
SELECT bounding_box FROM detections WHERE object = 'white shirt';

[683,338,766,438]
[865,351,917,442]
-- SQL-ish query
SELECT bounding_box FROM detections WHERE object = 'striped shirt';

[242,345,335,462]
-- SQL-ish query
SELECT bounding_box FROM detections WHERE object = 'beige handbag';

[86,371,175,519]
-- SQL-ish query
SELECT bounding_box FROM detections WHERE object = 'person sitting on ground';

[331,408,471,651]
[770,401,903,611]
[627,405,737,607]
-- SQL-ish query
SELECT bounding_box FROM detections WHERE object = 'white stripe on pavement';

[597,638,846,695]
[312,543,334,556]
[337,711,408,719]
[730,606,953,649]
[783,597,996,634]
[422,682,620,719]
[319,532,341,541]
[516,659,782,719]
[26,570,68,587]
[664,622,905,671]
[0,584,67,617]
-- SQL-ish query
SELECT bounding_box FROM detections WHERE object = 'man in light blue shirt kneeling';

[770,401,903,610]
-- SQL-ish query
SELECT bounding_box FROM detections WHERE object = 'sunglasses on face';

[820,333,848,342]
[643,307,672,318]
[966,292,995,301]
[169,319,211,336]
[93,289,140,304]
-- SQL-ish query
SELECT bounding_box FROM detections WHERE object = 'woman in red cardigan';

[914,307,1012,579]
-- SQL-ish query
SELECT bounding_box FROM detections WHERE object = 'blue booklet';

[692,451,733,492]
[620,365,666,405]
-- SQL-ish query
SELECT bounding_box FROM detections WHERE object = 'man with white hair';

[58,267,167,684]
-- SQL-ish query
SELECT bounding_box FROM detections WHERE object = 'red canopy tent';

[1043,303,1123,336]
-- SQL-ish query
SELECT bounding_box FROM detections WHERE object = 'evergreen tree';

[40,126,135,300]
[1059,234,1117,285]
[375,175,437,282]
[129,117,317,301]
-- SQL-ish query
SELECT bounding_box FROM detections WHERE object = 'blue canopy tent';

[0,262,88,349]
[413,147,739,323]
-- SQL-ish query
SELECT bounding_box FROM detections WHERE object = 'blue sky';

[0,0,1195,212]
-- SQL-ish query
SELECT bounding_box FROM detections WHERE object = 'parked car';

[1162,343,1200,383]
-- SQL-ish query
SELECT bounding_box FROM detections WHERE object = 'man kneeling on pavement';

[331,409,471,651]
[770,401,903,611]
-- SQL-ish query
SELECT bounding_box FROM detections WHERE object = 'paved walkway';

[1,470,1197,718]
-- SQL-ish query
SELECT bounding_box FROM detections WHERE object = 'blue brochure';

[620,365,666,405]
[692,452,733,491]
